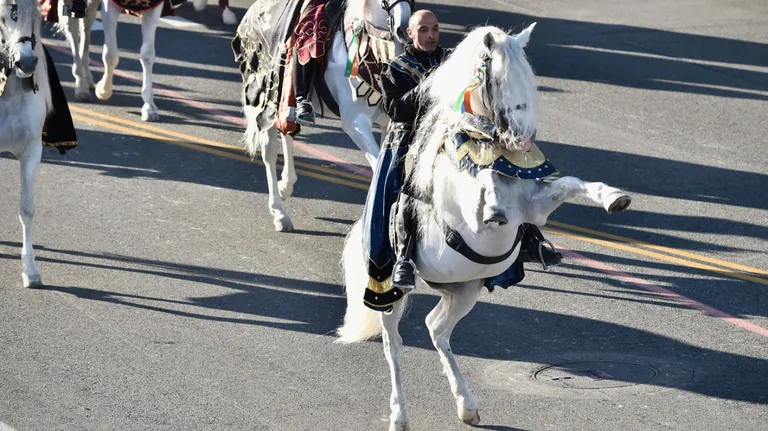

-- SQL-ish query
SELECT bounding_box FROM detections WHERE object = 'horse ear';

[513,22,536,48]
[483,32,495,50]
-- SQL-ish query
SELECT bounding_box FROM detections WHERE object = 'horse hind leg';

[83,0,102,89]
[426,282,485,426]
[138,6,162,122]
[256,126,293,232]
[62,11,89,101]
[381,300,410,431]
[18,142,43,288]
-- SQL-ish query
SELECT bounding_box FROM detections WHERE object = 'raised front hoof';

[607,195,632,214]
[142,105,161,122]
[23,274,43,289]
[222,8,237,25]
[274,216,294,232]
[95,82,113,101]
[459,408,481,426]
[389,422,409,431]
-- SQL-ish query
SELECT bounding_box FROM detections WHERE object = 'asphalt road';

[1,0,767,430]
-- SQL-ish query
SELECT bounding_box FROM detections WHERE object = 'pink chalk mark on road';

[559,248,768,338]
[43,41,374,178]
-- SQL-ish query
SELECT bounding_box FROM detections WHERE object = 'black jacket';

[380,44,451,124]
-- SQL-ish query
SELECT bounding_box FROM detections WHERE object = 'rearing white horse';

[1,0,52,288]
[336,24,632,430]
[235,0,412,232]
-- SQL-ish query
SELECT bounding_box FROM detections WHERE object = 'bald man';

[361,10,452,312]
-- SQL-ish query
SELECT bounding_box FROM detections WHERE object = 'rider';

[292,0,335,125]
[361,10,562,312]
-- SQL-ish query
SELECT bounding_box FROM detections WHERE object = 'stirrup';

[538,239,560,271]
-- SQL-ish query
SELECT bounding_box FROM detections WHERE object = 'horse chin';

[15,69,34,79]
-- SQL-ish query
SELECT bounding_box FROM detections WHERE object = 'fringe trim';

[367,276,392,294]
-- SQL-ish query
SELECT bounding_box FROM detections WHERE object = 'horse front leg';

[83,0,102,89]
[278,133,297,200]
[527,176,631,226]
[426,281,484,426]
[138,6,162,122]
[381,300,410,431]
[261,128,293,232]
[95,1,120,101]
[18,141,43,288]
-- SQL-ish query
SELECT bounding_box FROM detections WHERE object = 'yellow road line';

[544,227,768,286]
[70,105,372,185]
[69,108,768,287]
[548,221,768,277]
[70,113,370,191]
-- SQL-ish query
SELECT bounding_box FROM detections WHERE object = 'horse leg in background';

[191,0,206,12]
[82,0,102,89]
[219,0,236,25]
[62,0,100,101]
[17,141,43,288]
[138,6,162,121]
[526,176,631,226]
[381,300,410,431]
[278,133,297,200]
[425,281,485,426]
[95,0,120,101]
[261,128,293,232]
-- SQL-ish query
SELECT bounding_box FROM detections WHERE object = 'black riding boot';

[517,224,563,269]
[391,195,417,292]
[64,0,87,19]
[294,58,316,124]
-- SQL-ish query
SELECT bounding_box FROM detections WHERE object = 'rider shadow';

[2,242,764,405]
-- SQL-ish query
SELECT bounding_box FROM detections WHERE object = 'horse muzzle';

[482,206,508,226]
[14,54,37,78]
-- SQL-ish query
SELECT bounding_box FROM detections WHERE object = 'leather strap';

[442,223,523,265]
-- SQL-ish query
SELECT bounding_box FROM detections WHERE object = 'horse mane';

[0,0,52,112]
[406,25,539,235]
[343,0,372,23]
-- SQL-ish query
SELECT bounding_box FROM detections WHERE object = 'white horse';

[336,24,632,430]
[191,0,236,25]
[1,0,52,288]
[236,0,412,232]
[57,0,163,121]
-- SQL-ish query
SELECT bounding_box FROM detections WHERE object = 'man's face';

[407,14,440,52]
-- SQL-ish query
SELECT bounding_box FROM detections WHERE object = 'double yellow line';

[70,105,768,287]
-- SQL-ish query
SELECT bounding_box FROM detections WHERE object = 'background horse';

[0,0,52,287]
[56,0,163,121]
[336,24,632,430]
[234,0,412,232]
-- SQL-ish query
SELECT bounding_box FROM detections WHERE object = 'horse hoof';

[142,107,160,122]
[192,0,207,12]
[389,422,409,431]
[274,217,294,232]
[23,274,43,289]
[459,408,480,426]
[75,91,91,102]
[222,8,237,25]
[607,195,632,214]
[95,83,112,101]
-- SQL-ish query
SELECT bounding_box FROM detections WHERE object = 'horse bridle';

[378,0,415,40]
[1,2,38,76]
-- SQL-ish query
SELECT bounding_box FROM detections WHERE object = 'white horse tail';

[336,220,384,344]
[242,106,266,158]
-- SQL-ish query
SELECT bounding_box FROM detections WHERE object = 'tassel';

[367,276,392,294]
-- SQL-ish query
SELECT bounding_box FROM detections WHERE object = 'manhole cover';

[534,361,658,389]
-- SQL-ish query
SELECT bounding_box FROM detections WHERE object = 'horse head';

[378,0,413,46]
[410,24,541,231]
[0,0,41,79]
